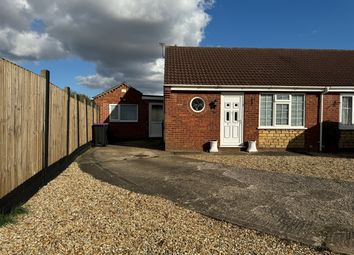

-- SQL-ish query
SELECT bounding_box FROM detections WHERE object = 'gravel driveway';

[0,162,334,255]
[183,151,354,182]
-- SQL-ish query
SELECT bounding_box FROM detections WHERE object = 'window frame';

[274,95,291,127]
[109,104,119,122]
[258,93,306,129]
[109,103,138,123]
[190,97,205,113]
[339,94,354,130]
[275,94,290,101]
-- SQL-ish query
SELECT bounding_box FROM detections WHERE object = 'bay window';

[260,94,305,128]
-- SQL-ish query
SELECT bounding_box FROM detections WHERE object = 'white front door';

[220,94,244,147]
[149,103,164,138]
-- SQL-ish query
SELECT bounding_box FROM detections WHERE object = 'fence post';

[65,87,70,156]
[85,97,88,143]
[41,69,50,182]
[76,94,80,149]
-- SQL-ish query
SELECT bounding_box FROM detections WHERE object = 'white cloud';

[0,0,214,94]
[145,58,165,82]
[0,28,67,59]
[0,0,31,30]
[76,74,117,89]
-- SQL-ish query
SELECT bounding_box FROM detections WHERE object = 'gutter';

[319,87,330,152]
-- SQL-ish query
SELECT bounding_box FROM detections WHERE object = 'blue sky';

[5,0,353,98]
[202,0,354,49]
[22,58,98,95]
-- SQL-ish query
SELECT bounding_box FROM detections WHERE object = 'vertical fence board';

[87,103,93,141]
[34,75,46,176]
[0,60,6,198]
[18,67,26,183]
[3,61,14,197]
[65,88,70,156]
[79,100,86,146]
[0,60,5,197]
[94,105,98,123]
[6,61,15,196]
[93,105,96,124]
[48,85,68,165]
[5,60,11,198]
[12,62,21,188]
[1,60,7,198]
[48,84,53,165]
[29,70,35,178]
[69,96,77,154]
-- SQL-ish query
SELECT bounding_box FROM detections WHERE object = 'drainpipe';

[319,87,330,152]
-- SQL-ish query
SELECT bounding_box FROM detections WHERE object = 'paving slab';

[77,145,354,254]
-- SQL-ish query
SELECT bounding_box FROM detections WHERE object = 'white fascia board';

[165,84,354,92]
[326,87,354,92]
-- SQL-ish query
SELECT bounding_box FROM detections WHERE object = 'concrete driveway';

[77,144,354,254]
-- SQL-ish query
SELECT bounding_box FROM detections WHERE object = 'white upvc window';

[340,94,354,129]
[259,94,305,128]
[109,104,138,122]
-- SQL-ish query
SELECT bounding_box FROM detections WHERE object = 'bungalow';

[164,46,354,152]
[93,83,163,141]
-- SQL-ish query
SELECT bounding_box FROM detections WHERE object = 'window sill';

[258,126,307,130]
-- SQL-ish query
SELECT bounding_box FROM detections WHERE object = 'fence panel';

[0,60,46,199]
[0,59,99,200]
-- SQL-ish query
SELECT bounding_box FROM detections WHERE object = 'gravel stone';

[183,151,354,182]
[0,162,335,254]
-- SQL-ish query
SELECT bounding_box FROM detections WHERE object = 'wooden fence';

[0,58,99,200]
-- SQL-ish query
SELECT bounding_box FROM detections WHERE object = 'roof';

[93,82,141,99]
[164,46,354,87]
[93,83,163,100]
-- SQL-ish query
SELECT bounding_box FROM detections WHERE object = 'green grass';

[0,207,28,227]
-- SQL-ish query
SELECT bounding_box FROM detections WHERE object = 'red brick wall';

[322,93,340,151]
[94,84,149,141]
[164,90,345,151]
[304,93,320,151]
[323,93,340,122]
[164,91,259,151]
[164,88,220,151]
[244,92,259,143]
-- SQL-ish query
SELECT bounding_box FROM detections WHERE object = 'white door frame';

[149,102,164,138]
[220,93,244,147]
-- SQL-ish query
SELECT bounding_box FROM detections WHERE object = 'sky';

[1,0,353,98]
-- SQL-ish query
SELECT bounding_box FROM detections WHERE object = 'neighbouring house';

[93,83,163,141]
[164,46,354,152]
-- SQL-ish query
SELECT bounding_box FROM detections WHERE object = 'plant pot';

[209,140,218,153]
[247,140,258,153]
